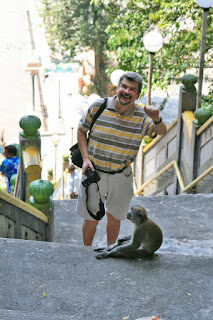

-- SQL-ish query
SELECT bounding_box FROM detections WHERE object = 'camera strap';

[85,182,105,220]
[82,98,108,220]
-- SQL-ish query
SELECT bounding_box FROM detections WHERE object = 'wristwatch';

[153,117,162,124]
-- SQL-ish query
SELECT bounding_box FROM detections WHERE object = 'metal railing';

[182,165,213,193]
[134,160,213,196]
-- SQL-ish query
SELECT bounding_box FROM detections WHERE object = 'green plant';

[38,0,117,96]
[62,154,69,162]
[47,168,53,176]
[201,85,213,111]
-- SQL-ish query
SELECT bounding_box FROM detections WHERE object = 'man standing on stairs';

[66,164,80,199]
[76,72,167,246]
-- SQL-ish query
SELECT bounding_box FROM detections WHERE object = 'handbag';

[70,98,108,168]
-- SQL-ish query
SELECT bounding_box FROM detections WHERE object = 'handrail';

[134,160,184,195]
[143,119,177,153]
[53,176,64,200]
[22,146,42,202]
[14,162,20,197]
[134,161,213,196]
[196,115,213,136]
[182,165,213,193]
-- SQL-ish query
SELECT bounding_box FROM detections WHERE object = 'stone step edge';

[0,309,164,320]
[0,309,75,320]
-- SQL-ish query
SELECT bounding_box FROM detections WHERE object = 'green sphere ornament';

[29,179,54,211]
[19,115,41,139]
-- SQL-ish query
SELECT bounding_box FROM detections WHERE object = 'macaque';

[95,206,163,259]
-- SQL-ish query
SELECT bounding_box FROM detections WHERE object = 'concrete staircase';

[0,194,212,320]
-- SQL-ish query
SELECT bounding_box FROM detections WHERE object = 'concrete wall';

[134,120,178,196]
[134,87,213,196]
[194,117,213,193]
[0,189,51,241]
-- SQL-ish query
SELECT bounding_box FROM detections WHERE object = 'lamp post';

[143,31,163,106]
[70,127,74,148]
[195,0,213,109]
[51,134,61,180]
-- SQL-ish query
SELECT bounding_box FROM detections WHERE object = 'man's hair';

[5,145,17,156]
[118,72,143,94]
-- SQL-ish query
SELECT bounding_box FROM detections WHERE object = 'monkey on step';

[95,206,163,259]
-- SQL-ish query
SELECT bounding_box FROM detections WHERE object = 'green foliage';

[47,168,53,176]
[102,0,213,96]
[38,0,119,96]
[39,0,213,98]
[201,82,213,109]
[62,154,69,162]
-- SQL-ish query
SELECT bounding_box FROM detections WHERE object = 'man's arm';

[77,128,94,174]
[153,119,167,135]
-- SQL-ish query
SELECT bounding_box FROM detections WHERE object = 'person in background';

[66,164,80,199]
[0,145,19,194]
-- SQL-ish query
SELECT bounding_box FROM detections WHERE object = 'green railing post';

[19,115,42,202]
[10,173,17,195]
[29,179,54,241]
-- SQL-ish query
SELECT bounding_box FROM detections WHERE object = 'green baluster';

[19,115,41,139]
[29,179,54,211]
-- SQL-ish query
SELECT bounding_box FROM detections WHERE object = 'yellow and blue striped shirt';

[78,96,155,171]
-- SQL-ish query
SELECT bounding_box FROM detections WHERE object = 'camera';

[82,167,100,188]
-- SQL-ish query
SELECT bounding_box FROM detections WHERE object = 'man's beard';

[117,93,132,106]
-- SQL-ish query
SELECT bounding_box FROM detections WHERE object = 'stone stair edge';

[0,309,164,320]
[0,309,77,320]
[0,237,83,250]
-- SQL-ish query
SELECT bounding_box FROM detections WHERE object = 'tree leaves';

[105,0,213,94]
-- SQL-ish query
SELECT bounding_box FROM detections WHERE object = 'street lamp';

[143,31,163,106]
[195,0,213,109]
[110,69,125,86]
[51,134,61,180]
[87,94,101,105]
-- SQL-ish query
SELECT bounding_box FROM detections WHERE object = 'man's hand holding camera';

[82,167,100,188]
[82,157,94,175]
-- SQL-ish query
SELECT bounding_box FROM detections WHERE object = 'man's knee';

[83,219,99,227]
[106,211,120,226]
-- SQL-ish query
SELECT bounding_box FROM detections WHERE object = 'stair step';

[0,194,212,320]
[54,194,213,253]
[0,309,165,320]
[0,309,74,320]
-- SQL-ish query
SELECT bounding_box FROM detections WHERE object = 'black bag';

[70,98,108,168]
[70,142,84,168]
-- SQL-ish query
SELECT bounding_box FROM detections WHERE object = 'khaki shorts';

[75,166,134,221]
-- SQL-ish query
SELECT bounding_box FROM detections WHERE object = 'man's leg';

[82,219,99,246]
[106,211,120,246]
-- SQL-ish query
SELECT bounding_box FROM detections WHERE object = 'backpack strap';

[84,97,108,220]
[89,97,108,136]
